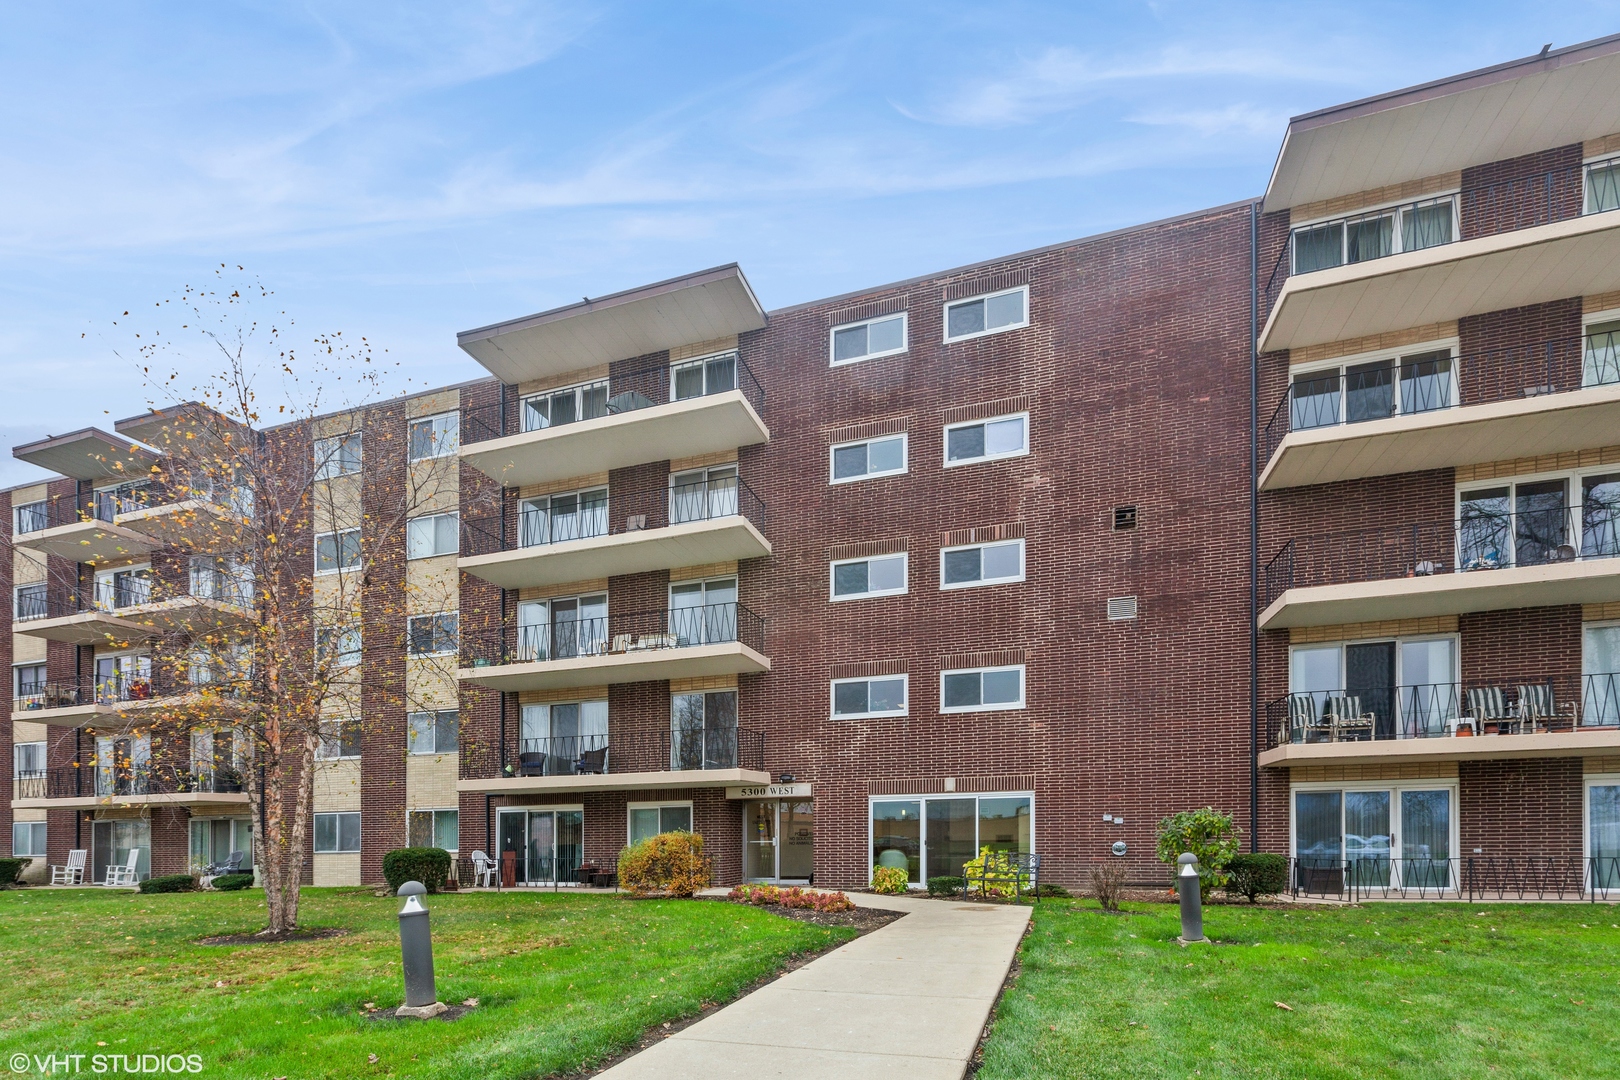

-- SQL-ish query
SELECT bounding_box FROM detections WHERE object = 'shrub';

[617,832,711,897]
[381,848,452,895]
[927,875,965,896]
[0,857,26,886]
[138,874,198,894]
[725,884,855,912]
[1032,882,1072,898]
[1087,863,1127,911]
[1224,853,1288,903]
[962,848,1029,899]
[870,865,909,894]
[1155,807,1242,899]
[211,874,255,892]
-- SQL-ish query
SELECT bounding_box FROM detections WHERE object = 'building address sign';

[726,783,812,799]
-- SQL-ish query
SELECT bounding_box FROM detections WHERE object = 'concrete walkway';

[595,892,1031,1080]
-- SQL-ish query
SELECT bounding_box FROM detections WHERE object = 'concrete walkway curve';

[595,892,1031,1080]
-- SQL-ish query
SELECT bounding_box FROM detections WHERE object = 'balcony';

[11,764,252,810]
[456,729,769,797]
[1262,503,1620,628]
[461,354,769,487]
[12,495,157,564]
[459,473,770,590]
[458,602,770,692]
[14,574,254,645]
[12,669,238,726]
[1260,674,1620,767]
[1261,162,1620,354]
[1260,335,1620,490]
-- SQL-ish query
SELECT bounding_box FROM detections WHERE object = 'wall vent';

[1106,595,1139,621]
[1113,505,1137,530]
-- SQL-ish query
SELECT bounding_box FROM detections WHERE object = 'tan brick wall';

[670,336,738,362]
[1291,762,1459,782]
[1290,616,1458,644]
[405,754,458,810]
[1290,172,1461,224]
[1289,322,1457,366]
[1584,133,1620,158]
[313,759,361,810]
[1456,445,1620,482]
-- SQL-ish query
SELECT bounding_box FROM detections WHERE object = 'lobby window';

[407,512,459,560]
[409,412,460,461]
[314,812,360,854]
[871,794,1031,885]
[830,553,907,601]
[945,414,1027,466]
[831,674,907,719]
[407,710,459,755]
[941,539,1023,590]
[941,665,1025,713]
[943,286,1027,342]
[629,803,694,846]
[831,313,907,366]
[313,433,362,479]
[830,434,906,484]
[408,809,459,851]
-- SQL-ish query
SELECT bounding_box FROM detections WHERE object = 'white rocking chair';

[103,850,141,887]
[49,849,87,885]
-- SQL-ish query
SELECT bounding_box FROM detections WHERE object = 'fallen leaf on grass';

[462,997,479,1008]
[367,1054,379,1065]
[1274,1002,1294,1011]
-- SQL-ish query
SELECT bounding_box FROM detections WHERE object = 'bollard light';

[395,881,447,1018]
[1177,852,1206,943]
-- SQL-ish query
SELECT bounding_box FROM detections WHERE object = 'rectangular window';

[14,583,46,621]
[408,613,459,657]
[1291,784,1453,891]
[940,665,1025,713]
[1590,778,1620,888]
[313,433,362,479]
[14,741,45,776]
[1586,157,1620,216]
[520,488,608,547]
[315,719,363,761]
[944,286,1028,342]
[314,812,361,853]
[315,529,362,574]
[1584,623,1620,727]
[406,512,460,560]
[407,710,460,755]
[871,794,1031,885]
[831,313,907,366]
[315,626,361,669]
[673,352,738,400]
[830,434,907,483]
[1290,196,1455,274]
[12,820,46,857]
[14,663,47,704]
[670,690,738,770]
[944,413,1028,466]
[831,674,908,719]
[408,412,460,461]
[940,539,1024,589]
[628,803,694,846]
[830,553,908,600]
[14,501,47,534]
[523,380,609,432]
[408,809,460,851]
[94,566,153,610]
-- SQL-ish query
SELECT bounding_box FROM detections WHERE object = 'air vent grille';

[1113,505,1137,530]
[1106,595,1138,621]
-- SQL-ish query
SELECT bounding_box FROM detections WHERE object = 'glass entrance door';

[743,800,814,882]
[744,801,776,880]
[497,809,583,886]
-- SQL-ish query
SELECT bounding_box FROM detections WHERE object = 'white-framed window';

[1584,622,1620,728]
[1289,193,1457,275]
[673,352,738,400]
[13,582,46,621]
[315,718,363,760]
[12,820,46,857]
[93,565,153,610]
[943,286,1028,343]
[408,809,460,851]
[940,665,1025,713]
[669,577,737,646]
[1456,465,1620,571]
[408,613,459,657]
[944,413,1027,467]
[520,488,608,547]
[314,812,361,854]
[830,433,907,484]
[14,662,46,703]
[516,594,608,661]
[409,411,460,461]
[830,552,907,601]
[189,816,252,873]
[1291,779,1457,890]
[628,802,694,846]
[522,379,609,432]
[13,501,47,535]
[520,700,609,767]
[1582,309,1620,388]
[1288,636,1459,740]
[315,528,361,574]
[831,674,908,719]
[1288,340,1459,430]
[1586,773,1620,889]
[316,625,361,669]
[670,690,738,770]
[14,741,45,777]
[407,511,459,560]
[1584,154,1620,216]
[940,539,1024,590]
[407,709,459,755]
[313,433,362,480]
[670,464,738,524]
[830,312,907,366]
[870,793,1032,885]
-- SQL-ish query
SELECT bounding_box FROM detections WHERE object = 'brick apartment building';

[8,36,1620,895]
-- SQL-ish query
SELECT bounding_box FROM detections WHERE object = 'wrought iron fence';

[1290,856,1620,902]
[18,763,251,800]
[461,601,764,668]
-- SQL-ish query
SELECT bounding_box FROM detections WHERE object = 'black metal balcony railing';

[461,601,765,668]
[1265,674,1620,747]
[15,764,249,800]
[13,572,254,624]
[9,667,235,713]
[1290,856,1620,902]
[1264,159,1619,315]
[1264,503,1620,606]
[463,352,765,446]
[1261,334,1620,465]
[495,727,765,780]
[462,474,766,558]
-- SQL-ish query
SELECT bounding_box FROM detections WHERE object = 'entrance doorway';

[743,800,813,882]
[497,808,583,886]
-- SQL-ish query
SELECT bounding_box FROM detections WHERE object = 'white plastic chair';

[103,850,140,887]
[470,850,496,888]
[49,849,86,885]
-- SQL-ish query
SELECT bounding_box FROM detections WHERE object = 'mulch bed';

[195,927,349,946]
[705,897,904,932]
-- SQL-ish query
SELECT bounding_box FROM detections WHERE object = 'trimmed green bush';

[0,856,26,886]
[927,875,965,896]
[211,874,255,892]
[138,874,198,894]
[1224,853,1288,903]
[1031,882,1072,898]
[381,848,452,894]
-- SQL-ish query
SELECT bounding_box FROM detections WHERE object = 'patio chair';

[1323,694,1373,741]
[1286,694,1324,744]
[573,746,608,775]
[205,851,243,877]
[49,849,87,886]
[469,850,497,888]
[516,752,545,777]
[1515,683,1572,733]
[103,850,140,887]
[1466,686,1509,734]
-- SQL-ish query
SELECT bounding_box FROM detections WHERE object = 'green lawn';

[0,887,853,1079]
[977,900,1620,1080]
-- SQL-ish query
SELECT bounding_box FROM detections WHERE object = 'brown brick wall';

[1460,144,1584,240]
[1459,757,1583,861]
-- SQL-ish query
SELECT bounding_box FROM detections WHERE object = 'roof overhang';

[12,428,162,483]
[115,403,249,451]
[457,264,766,385]
[1264,34,1620,213]
[457,767,771,796]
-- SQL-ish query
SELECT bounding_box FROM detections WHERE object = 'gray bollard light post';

[395,881,448,1018]
[1177,853,1206,943]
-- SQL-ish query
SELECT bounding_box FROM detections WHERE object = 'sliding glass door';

[496,808,583,886]
[1293,785,1453,892]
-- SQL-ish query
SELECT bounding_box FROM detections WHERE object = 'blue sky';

[2,2,1618,486]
